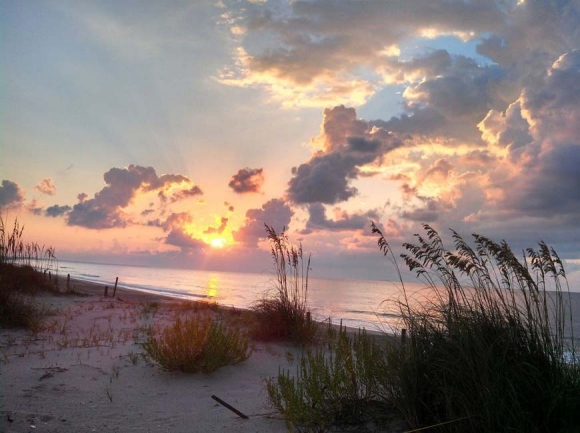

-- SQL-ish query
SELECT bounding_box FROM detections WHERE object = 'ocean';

[57,260,580,339]
[58,260,412,331]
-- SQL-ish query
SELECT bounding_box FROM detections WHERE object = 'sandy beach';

[0,279,303,432]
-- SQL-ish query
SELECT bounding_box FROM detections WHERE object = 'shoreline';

[0,275,395,433]
[0,277,296,432]
[65,275,391,337]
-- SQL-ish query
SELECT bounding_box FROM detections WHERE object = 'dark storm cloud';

[0,180,25,209]
[66,165,196,229]
[287,106,402,204]
[301,203,380,234]
[45,204,72,218]
[228,168,264,194]
[233,198,294,246]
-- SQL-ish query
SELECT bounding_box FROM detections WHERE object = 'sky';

[1,0,580,286]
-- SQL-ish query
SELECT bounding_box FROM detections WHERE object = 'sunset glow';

[0,1,578,285]
[210,238,227,249]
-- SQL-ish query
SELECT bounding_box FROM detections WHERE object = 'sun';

[210,238,227,249]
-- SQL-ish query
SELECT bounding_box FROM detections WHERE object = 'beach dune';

[0,280,299,432]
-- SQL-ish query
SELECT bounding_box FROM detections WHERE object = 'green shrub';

[143,314,252,373]
[267,324,394,432]
[252,224,318,345]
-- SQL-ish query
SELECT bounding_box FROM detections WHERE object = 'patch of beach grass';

[0,216,61,329]
[267,323,396,432]
[251,224,318,345]
[142,313,252,373]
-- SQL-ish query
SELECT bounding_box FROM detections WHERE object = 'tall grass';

[0,215,59,328]
[268,224,580,432]
[251,224,317,344]
[372,223,580,432]
[1,216,57,272]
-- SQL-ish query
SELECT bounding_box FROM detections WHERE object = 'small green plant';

[252,224,317,344]
[142,314,252,373]
[267,324,392,432]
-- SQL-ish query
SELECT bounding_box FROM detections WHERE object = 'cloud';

[228,167,264,193]
[204,217,228,234]
[147,211,206,250]
[479,50,580,218]
[45,204,72,218]
[67,164,195,229]
[165,229,207,250]
[301,203,379,234]
[221,0,506,106]
[287,105,402,204]
[0,180,25,209]
[35,178,57,196]
[157,185,203,203]
[148,212,192,232]
[233,198,294,246]
[26,200,43,216]
[400,198,443,222]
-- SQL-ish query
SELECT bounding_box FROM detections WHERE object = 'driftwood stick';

[211,395,249,419]
[113,277,119,297]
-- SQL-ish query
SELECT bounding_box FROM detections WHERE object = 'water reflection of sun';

[206,276,219,298]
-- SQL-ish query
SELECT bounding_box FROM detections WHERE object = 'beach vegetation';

[377,223,580,432]
[267,323,398,432]
[267,224,580,432]
[251,224,318,345]
[0,216,60,329]
[142,313,252,373]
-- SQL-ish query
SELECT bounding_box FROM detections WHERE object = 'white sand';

[0,281,302,432]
